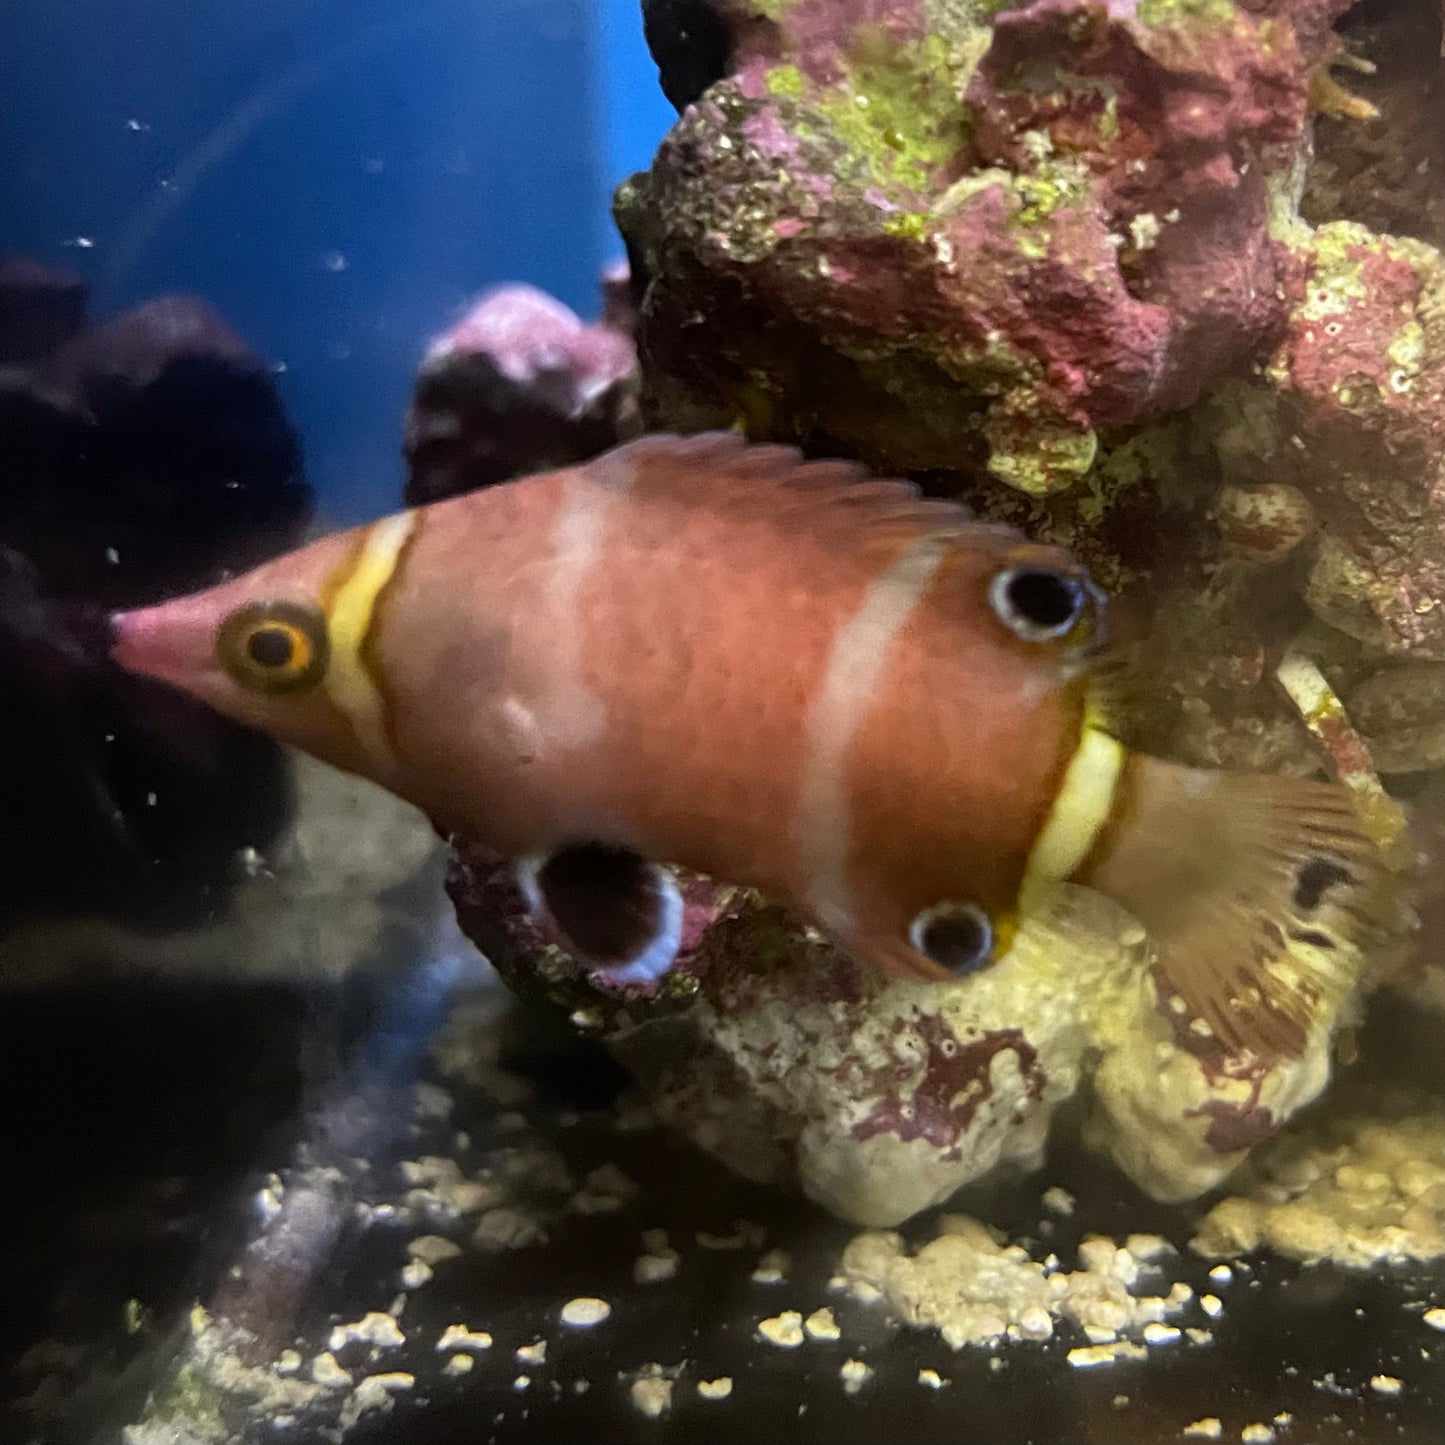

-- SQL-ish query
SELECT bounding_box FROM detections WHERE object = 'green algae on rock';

[1200,222,1445,663]
[430,0,1445,1232]
[623,0,1353,495]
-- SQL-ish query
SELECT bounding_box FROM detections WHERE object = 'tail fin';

[1078,755,1410,1059]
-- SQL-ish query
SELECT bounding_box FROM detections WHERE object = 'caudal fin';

[1078,755,1410,1059]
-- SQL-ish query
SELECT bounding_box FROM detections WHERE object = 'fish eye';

[217,601,329,694]
[909,901,994,977]
[246,627,296,669]
[989,566,1092,642]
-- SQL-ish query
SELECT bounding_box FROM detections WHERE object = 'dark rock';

[0,545,292,934]
[641,0,737,110]
[1302,0,1445,249]
[0,257,88,366]
[403,283,639,506]
[0,281,313,937]
[1,295,312,610]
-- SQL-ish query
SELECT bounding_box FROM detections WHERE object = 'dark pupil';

[1007,570,1083,630]
[922,911,991,976]
[246,626,295,669]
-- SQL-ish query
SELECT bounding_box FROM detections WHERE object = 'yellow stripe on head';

[1020,704,1125,902]
[323,511,418,763]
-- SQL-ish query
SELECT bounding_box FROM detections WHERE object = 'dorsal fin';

[582,431,1013,552]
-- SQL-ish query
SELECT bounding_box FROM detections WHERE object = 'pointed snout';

[110,597,223,692]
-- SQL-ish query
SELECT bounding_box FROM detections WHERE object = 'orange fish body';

[112,434,1403,1053]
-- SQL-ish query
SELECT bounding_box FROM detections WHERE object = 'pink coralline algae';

[621,0,1354,495]
[429,0,1445,1226]
[404,280,639,505]
[848,1019,1041,1152]
[1203,224,1445,662]
[446,841,1362,1223]
[615,0,1445,780]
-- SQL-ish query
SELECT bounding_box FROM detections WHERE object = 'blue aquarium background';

[0,0,673,522]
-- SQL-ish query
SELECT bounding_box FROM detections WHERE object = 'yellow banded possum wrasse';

[109,433,1412,1059]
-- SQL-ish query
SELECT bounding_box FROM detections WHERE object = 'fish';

[109,432,1406,1058]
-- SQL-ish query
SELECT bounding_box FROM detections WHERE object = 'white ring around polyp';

[511,855,685,987]
[907,900,993,972]
[588,864,685,987]
[514,856,546,918]
[988,566,1082,642]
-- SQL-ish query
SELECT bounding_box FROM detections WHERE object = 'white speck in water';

[634,1252,677,1284]
[145,792,157,807]
[64,236,95,249]
[321,250,349,273]
[105,547,120,564]
[124,117,149,131]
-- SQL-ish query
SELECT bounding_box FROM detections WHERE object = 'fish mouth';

[109,600,223,692]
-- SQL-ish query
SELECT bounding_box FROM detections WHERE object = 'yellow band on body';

[1022,720,1125,891]
[324,511,417,761]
